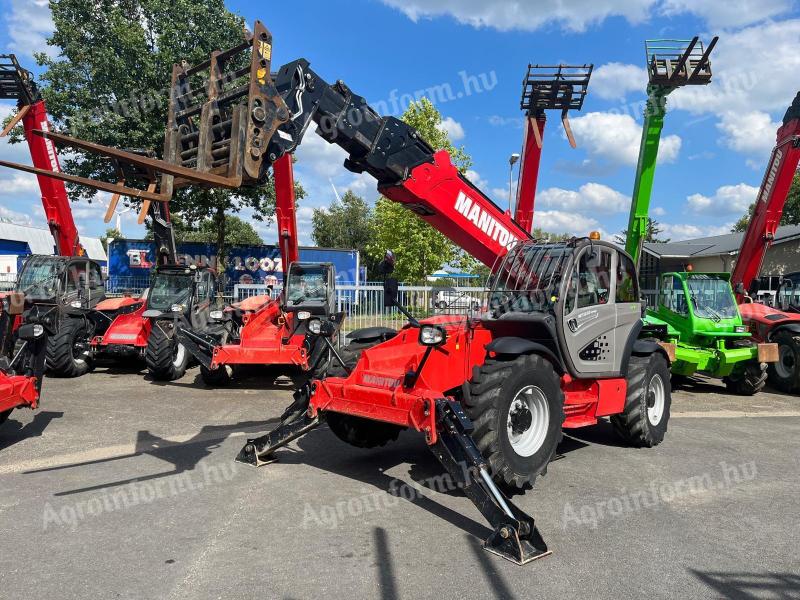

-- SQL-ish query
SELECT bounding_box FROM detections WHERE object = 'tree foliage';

[145,213,262,246]
[732,172,800,232]
[615,218,671,245]
[366,98,473,282]
[20,0,292,268]
[312,190,376,275]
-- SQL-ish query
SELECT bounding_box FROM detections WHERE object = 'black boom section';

[266,59,436,185]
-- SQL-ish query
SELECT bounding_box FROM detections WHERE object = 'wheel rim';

[72,334,89,365]
[173,343,186,368]
[646,374,666,426]
[775,344,795,379]
[506,385,550,457]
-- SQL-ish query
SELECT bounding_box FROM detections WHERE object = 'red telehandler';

[0,23,672,564]
[234,53,673,565]
[729,91,800,391]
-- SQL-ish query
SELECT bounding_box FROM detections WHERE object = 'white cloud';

[591,63,648,101]
[569,112,681,166]
[652,206,666,216]
[380,0,656,32]
[537,183,629,215]
[534,210,606,237]
[6,0,54,57]
[0,205,33,226]
[659,222,735,240]
[0,173,40,195]
[439,117,465,141]
[465,169,489,190]
[686,183,759,215]
[671,20,800,117]
[716,111,781,156]
[660,0,794,29]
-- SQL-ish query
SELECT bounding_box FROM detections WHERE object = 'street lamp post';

[508,153,520,213]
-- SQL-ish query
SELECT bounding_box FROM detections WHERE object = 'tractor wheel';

[200,365,233,386]
[612,353,671,447]
[46,318,93,378]
[324,338,404,449]
[465,354,565,491]
[146,323,189,381]
[768,330,800,392]
[0,409,11,426]
[724,361,767,396]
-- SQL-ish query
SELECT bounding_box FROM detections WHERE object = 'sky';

[0,0,798,247]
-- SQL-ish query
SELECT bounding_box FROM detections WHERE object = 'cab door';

[562,246,619,375]
[190,271,214,329]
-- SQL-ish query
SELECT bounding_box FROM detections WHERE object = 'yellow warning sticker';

[256,68,267,85]
[258,41,272,61]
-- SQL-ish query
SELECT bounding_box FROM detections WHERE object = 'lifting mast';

[515,64,592,233]
[625,37,718,265]
[730,93,800,298]
[0,54,83,257]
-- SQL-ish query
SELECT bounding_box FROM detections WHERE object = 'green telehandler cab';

[624,37,777,394]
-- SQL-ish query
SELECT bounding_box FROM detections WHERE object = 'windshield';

[17,258,62,300]
[148,274,192,311]
[286,266,328,305]
[488,243,572,314]
[686,275,737,320]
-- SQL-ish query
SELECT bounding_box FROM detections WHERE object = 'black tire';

[45,318,92,378]
[324,338,404,449]
[0,409,11,426]
[724,361,767,396]
[200,364,232,386]
[146,323,189,381]
[768,330,800,392]
[464,354,565,491]
[612,353,671,447]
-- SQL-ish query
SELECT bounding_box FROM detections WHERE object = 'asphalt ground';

[1,363,798,599]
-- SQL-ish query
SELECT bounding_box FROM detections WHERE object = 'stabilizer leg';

[430,399,550,565]
[236,386,319,467]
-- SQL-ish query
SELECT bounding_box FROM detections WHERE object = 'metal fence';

[0,273,15,292]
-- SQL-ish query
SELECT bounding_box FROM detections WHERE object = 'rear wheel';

[612,353,671,447]
[46,318,93,378]
[324,338,404,449]
[724,361,767,396]
[768,330,800,392]
[146,323,189,381]
[465,354,565,491]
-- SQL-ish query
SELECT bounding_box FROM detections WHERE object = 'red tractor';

[233,56,673,565]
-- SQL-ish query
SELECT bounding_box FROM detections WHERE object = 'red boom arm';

[514,117,546,233]
[731,93,800,297]
[272,154,299,280]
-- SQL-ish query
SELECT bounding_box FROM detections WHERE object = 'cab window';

[65,261,88,293]
[616,254,638,303]
[565,248,613,313]
[89,262,104,290]
[660,275,688,316]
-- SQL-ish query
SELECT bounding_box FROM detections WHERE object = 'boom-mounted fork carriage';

[0,22,673,565]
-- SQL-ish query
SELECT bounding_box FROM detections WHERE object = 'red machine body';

[90,297,151,355]
[514,117,546,233]
[0,372,39,414]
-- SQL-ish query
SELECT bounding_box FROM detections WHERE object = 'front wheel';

[46,318,93,378]
[146,323,189,381]
[724,361,767,396]
[612,353,671,447]
[465,354,565,491]
[768,330,800,392]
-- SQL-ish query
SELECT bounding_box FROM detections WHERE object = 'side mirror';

[384,277,399,308]
[733,282,746,295]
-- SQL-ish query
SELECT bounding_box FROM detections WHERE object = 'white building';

[0,221,107,275]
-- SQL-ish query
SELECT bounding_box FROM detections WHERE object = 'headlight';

[419,325,446,347]
[70,300,82,308]
[32,324,44,338]
[171,304,185,313]
[297,310,311,321]
[735,326,746,333]
[307,318,322,335]
[209,310,224,321]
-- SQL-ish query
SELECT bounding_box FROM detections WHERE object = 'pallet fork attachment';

[236,395,549,565]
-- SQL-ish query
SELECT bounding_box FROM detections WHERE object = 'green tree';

[615,218,671,245]
[145,213,262,245]
[16,0,290,273]
[99,227,121,252]
[312,190,376,276]
[732,172,800,232]
[531,227,572,243]
[367,98,473,282]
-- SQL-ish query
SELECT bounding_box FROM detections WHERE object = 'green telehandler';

[624,38,777,395]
